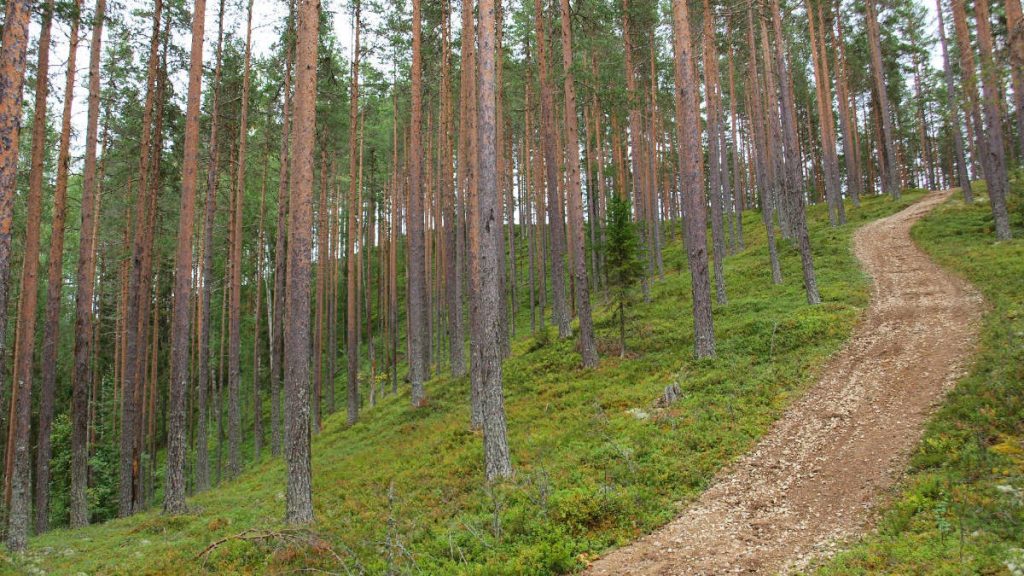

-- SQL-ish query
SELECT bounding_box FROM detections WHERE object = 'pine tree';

[605,195,644,357]
[166,0,208,515]
[284,0,319,525]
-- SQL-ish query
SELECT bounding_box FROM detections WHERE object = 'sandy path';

[583,191,984,575]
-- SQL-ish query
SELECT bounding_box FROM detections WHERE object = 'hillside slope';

[4,193,924,575]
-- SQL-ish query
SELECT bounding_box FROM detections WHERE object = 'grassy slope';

[3,192,924,576]
[814,178,1024,576]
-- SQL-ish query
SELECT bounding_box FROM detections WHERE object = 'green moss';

[4,193,924,575]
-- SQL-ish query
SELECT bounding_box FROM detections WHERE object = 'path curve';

[584,191,984,575]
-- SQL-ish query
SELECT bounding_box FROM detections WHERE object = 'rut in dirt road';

[583,191,984,575]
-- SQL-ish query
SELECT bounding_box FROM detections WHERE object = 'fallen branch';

[194,527,310,561]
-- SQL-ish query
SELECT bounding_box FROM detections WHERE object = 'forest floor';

[585,190,986,575]
[4,189,975,575]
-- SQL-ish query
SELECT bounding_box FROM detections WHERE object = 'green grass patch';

[3,192,924,575]
[812,177,1024,576]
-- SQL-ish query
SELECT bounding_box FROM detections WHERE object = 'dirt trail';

[584,191,984,575]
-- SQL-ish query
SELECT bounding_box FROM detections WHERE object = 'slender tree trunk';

[0,0,33,527]
[747,7,783,285]
[347,0,361,425]
[832,5,862,206]
[69,0,105,526]
[622,0,650,301]
[559,0,598,367]
[807,0,844,224]
[935,0,971,197]
[408,0,429,407]
[196,0,227,490]
[534,0,571,338]
[1007,0,1024,160]
[121,0,163,516]
[727,35,744,250]
[272,4,295,457]
[313,141,326,430]
[865,0,899,198]
[475,0,514,482]
[702,0,728,305]
[227,0,254,477]
[974,0,1012,239]
[441,0,465,379]
[771,0,820,304]
[7,0,53,549]
[36,0,81,533]
[670,0,715,358]
[166,0,207,515]
[253,109,271,463]
[284,0,318,525]
[911,48,935,190]
[951,0,987,188]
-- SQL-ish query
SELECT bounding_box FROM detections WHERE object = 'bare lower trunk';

[7,0,53,548]
[347,0,362,425]
[475,0,514,482]
[559,0,598,367]
[702,0,728,305]
[534,0,571,339]
[974,0,1012,240]
[196,0,227,490]
[36,0,81,533]
[284,0,318,525]
[671,0,715,358]
[770,0,820,305]
[442,0,465,378]
[935,0,971,197]
[227,0,254,477]
[865,0,899,199]
[832,8,862,206]
[408,0,429,406]
[166,0,207,515]
[272,6,295,457]
[68,0,106,528]
[1008,0,1024,159]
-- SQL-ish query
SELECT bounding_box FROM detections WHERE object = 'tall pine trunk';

[408,0,429,407]
[442,0,465,378]
[559,0,598,367]
[121,0,163,516]
[36,0,81,533]
[347,0,362,425]
[935,0,971,197]
[475,0,514,482]
[865,0,899,198]
[670,0,715,358]
[166,0,207,514]
[196,0,227,489]
[0,0,33,535]
[771,0,820,304]
[7,0,53,549]
[69,0,105,528]
[974,0,1013,239]
[534,0,571,339]
[228,0,255,477]
[284,0,319,525]
[831,5,862,205]
[702,0,728,305]
[272,4,295,457]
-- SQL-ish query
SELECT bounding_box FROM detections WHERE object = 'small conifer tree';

[605,195,645,356]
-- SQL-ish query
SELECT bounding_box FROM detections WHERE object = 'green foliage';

[7,193,925,575]
[604,194,645,354]
[813,179,1024,575]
